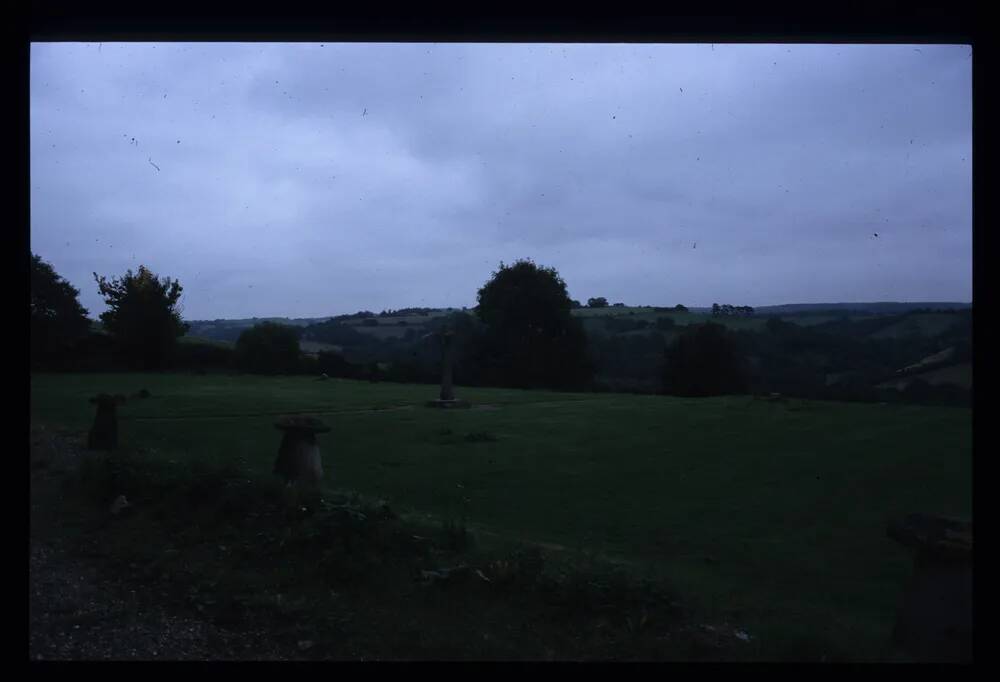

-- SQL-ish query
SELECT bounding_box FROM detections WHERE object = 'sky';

[30,42,972,320]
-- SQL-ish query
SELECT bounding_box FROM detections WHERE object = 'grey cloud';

[30,42,971,318]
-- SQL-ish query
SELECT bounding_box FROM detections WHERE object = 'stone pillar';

[273,416,330,489]
[887,513,972,662]
[439,329,455,402]
[88,393,126,451]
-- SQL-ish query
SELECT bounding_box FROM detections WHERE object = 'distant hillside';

[754,302,971,315]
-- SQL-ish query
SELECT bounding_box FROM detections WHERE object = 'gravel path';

[29,425,294,661]
[29,540,293,660]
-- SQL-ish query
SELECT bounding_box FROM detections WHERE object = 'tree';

[661,322,748,397]
[474,259,593,390]
[31,254,91,368]
[235,322,302,374]
[93,265,188,370]
[673,304,688,313]
[587,297,609,308]
[711,303,721,316]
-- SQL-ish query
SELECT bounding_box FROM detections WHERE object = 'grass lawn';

[30,373,971,660]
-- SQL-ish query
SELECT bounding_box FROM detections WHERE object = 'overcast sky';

[30,42,972,320]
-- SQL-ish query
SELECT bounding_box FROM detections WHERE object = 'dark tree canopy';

[587,297,609,308]
[661,322,748,397]
[93,265,189,370]
[474,259,593,390]
[31,254,91,368]
[235,322,302,374]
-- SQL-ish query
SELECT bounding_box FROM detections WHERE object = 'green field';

[30,373,971,659]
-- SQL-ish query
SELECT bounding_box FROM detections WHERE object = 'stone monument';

[273,415,330,489]
[887,513,972,662]
[426,326,470,408]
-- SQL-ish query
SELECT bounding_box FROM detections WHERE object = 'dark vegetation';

[234,322,302,375]
[93,265,189,370]
[30,253,971,407]
[30,254,92,370]
[33,431,737,660]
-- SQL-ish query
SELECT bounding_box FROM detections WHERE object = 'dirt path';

[29,425,297,661]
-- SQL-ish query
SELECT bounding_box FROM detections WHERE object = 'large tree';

[93,265,189,370]
[661,322,748,397]
[474,259,593,390]
[235,322,302,374]
[31,254,91,368]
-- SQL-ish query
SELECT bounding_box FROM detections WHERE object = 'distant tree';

[234,322,301,374]
[570,299,583,309]
[316,350,359,379]
[711,303,721,316]
[587,297,609,308]
[661,322,748,396]
[31,254,91,369]
[475,259,593,390]
[612,302,626,308]
[93,265,189,370]
[673,304,688,313]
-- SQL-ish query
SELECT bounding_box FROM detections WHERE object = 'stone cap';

[887,513,972,560]
[274,415,331,433]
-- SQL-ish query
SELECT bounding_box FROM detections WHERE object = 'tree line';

[30,252,970,405]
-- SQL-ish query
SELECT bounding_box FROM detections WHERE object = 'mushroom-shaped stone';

[88,393,127,450]
[273,416,330,488]
[887,513,972,662]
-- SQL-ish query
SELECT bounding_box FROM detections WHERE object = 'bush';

[174,340,234,372]
[234,322,302,374]
[662,323,748,397]
[315,350,362,379]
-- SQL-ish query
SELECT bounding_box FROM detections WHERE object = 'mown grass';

[30,373,971,660]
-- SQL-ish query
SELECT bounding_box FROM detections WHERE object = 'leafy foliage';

[662,323,748,397]
[93,265,188,370]
[474,260,594,390]
[234,322,302,374]
[30,254,91,369]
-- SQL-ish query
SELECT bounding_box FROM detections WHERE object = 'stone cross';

[439,328,456,401]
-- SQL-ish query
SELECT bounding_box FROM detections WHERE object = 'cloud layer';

[30,42,972,319]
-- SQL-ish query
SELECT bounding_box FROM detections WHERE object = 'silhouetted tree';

[93,265,189,370]
[661,322,748,396]
[475,259,593,390]
[673,304,688,313]
[587,297,609,308]
[234,322,301,374]
[31,254,91,369]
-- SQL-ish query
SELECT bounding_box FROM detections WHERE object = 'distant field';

[30,373,970,659]
[179,335,234,347]
[878,363,972,391]
[870,314,960,339]
[299,340,343,354]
